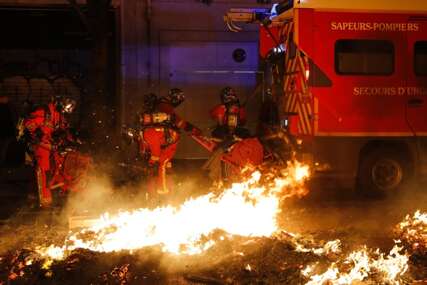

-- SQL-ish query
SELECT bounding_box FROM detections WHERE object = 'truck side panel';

[293,9,427,186]
[406,17,427,136]
[407,17,427,176]
[310,11,413,135]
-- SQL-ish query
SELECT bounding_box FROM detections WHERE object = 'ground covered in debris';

[0,235,325,284]
[0,162,426,285]
[0,197,425,285]
[0,233,425,285]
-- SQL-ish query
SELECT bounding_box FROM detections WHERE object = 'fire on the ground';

[3,161,426,285]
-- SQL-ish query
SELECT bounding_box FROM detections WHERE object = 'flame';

[37,162,310,260]
[396,210,427,253]
[295,239,342,256]
[302,244,409,285]
[295,165,310,182]
[301,211,425,285]
[301,211,427,284]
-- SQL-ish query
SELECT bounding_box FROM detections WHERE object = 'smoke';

[0,155,211,257]
[278,179,427,250]
[62,171,115,217]
[1,151,424,266]
[58,157,213,228]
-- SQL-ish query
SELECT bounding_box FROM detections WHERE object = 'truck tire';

[358,147,412,197]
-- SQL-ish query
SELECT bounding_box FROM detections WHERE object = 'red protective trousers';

[24,103,65,207]
[140,127,179,194]
[33,145,52,205]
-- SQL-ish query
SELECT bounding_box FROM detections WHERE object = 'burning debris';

[0,161,425,285]
[395,210,427,282]
[300,209,427,285]
[35,161,310,259]
[396,210,427,255]
[302,244,409,285]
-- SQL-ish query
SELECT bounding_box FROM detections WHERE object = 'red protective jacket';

[210,103,247,128]
[139,101,197,195]
[24,103,67,150]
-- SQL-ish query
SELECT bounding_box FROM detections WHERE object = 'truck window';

[335,40,394,75]
[415,41,427,76]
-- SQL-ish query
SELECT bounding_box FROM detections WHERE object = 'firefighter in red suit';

[203,87,251,185]
[210,87,250,140]
[138,89,201,194]
[23,97,76,207]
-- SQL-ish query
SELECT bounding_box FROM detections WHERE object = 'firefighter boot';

[36,167,53,208]
[156,161,169,195]
[146,161,162,200]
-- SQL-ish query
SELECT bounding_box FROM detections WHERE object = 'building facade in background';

[0,0,270,158]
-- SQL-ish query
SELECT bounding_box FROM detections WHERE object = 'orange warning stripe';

[280,21,314,136]
[314,97,319,135]
[301,102,312,134]
[295,52,313,135]
[284,54,299,111]
[289,92,298,112]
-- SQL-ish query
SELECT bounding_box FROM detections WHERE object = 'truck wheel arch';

[357,140,415,196]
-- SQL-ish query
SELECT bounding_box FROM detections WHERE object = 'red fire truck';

[225,0,427,195]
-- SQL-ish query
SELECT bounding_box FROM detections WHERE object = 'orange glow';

[37,162,310,260]
[303,245,409,285]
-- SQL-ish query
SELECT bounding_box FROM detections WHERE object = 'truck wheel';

[358,148,412,197]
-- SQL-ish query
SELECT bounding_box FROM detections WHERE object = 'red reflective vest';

[24,103,67,149]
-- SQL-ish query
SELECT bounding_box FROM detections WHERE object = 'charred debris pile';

[0,219,426,285]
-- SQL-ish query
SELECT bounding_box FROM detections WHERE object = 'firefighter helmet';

[164,88,185,107]
[143,93,158,112]
[220,87,238,104]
